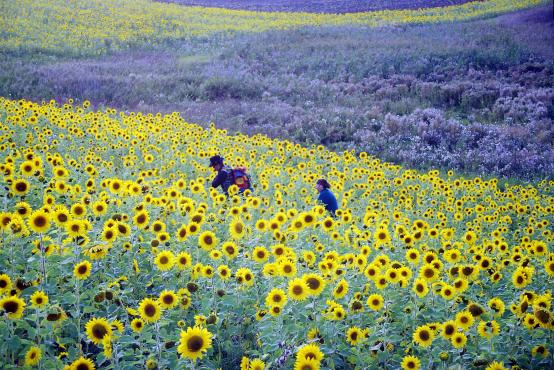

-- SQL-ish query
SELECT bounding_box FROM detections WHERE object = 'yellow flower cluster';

[1,0,545,55]
[0,97,552,367]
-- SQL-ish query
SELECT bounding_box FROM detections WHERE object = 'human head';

[209,155,224,170]
[316,179,331,192]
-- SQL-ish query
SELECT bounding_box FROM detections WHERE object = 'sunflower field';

[1,0,544,55]
[0,97,552,370]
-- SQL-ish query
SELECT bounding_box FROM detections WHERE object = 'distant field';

[0,0,544,56]
[157,0,476,13]
[3,5,551,180]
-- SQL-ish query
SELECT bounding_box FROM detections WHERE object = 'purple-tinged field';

[157,0,477,13]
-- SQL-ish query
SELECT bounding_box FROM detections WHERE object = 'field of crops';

[158,0,476,13]
[1,0,553,369]
[0,97,552,369]
[0,0,544,55]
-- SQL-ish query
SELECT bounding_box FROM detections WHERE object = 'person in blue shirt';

[316,179,338,217]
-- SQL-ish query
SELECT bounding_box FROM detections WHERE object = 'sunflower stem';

[155,321,162,367]
[8,232,15,277]
[73,241,83,354]
[39,233,47,294]
[75,277,82,355]
[8,319,14,365]
[35,308,41,345]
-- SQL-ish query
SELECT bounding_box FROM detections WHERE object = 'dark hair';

[209,155,224,167]
[317,179,331,189]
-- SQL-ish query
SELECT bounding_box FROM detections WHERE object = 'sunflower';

[15,201,32,218]
[235,267,255,287]
[101,226,118,243]
[176,251,192,270]
[374,228,391,246]
[401,355,421,370]
[214,264,229,281]
[151,220,166,234]
[485,361,507,370]
[139,298,161,323]
[145,358,157,369]
[229,219,246,239]
[467,303,485,317]
[0,274,12,294]
[154,250,175,271]
[198,231,218,252]
[533,307,552,328]
[20,160,36,176]
[346,326,366,346]
[70,203,87,218]
[221,241,239,259]
[366,293,384,311]
[265,288,287,308]
[488,297,505,317]
[440,284,456,300]
[28,210,50,233]
[269,305,282,317]
[441,320,457,339]
[177,326,213,361]
[250,358,265,370]
[545,260,554,277]
[252,246,269,263]
[159,290,178,309]
[303,250,317,266]
[444,249,461,264]
[288,278,309,301]
[12,178,30,196]
[70,356,96,370]
[24,345,42,366]
[91,201,108,216]
[297,343,324,362]
[85,317,112,345]
[419,264,439,282]
[531,344,549,358]
[385,268,401,283]
[131,318,145,333]
[412,278,429,298]
[477,320,500,339]
[176,224,189,241]
[133,210,150,230]
[30,290,48,309]
[321,217,335,232]
[278,260,296,278]
[455,311,475,330]
[332,279,349,299]
[294,358,320,370]
[303,273,326,296]
[73,260,92,280]
[412,325,434,347]
[523,313,538,329]
[255,219,268,232]
[202,265,215,278]
[188,222,200,235]
[65,219,86,238]
[111,319,124,333]
[452,278,468,293]
[405,248,420,264]
[450,332,467,349]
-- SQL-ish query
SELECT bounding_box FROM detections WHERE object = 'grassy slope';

[0,5,553,180]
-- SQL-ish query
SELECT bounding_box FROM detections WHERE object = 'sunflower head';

[85,317,112,345]
[177,326,213,361]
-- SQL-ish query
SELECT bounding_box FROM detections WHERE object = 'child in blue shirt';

[316,179,338,217]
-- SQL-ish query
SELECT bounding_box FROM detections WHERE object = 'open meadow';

[0,1,553,369]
